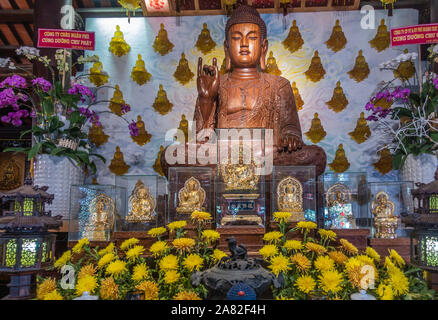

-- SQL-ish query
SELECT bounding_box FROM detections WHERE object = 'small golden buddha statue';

[326,81,348,113]
[108,85,128,116]
[153,145,165,176]
[83,193,115,241]
[394,49,416,82]
[173,53,194,85]
[195,23,216,55]
[326,183,356,229]
[0,159,20,190]
[89,61,109,87]
[176,177,206,214]
[131,115,152,146]
[349,112,371,144]
[109,25,131,57]
[371,191,398,239]
[348,50,370,83]
[152,84,173,115]
[264,51,282,76]
[277,176,304,222]
[325,20,347,53]
[282,20,304,54]
[176,114,189,143]
[305,113,326,144]
[291,82,304,111]
[109,146,130,176]
[369,19,390,52]
[153,23,174,56]
[88,123,109,147]
[329,144,350,173]
[126,180,156,223]
[373,146,393,175]
[305,51,326,83]
[131,54,152,86]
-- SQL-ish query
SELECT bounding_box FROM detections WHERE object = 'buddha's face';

[138,188,147,198]
[226,23,267,69]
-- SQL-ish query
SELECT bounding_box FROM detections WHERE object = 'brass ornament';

[276,176,304,222]
[371,191,398,239]
[326,81,348,113]
[152,84,173,115]
[329,144,350,173]
[282,20,304,54]
[305,113,326,144]
[89,61,109,87]
[325,19,347,53]
[109,25,131,57]
[348,50,370,83]
[394,49,416,82]
[173,53,194,85]
[305,51,326,83]
[88,123,109,147]
[109,146,130,176]
[176,177,206,214]
[369,19,390,52]
[153,23,174,56]
[108,85,129,116]
[83,193,115,241]
[291,82,304,111]
[373,146,393,175]
[153,145,165,176]
[195,23,216,55]
[326,182,356,229]
[131,115,152,146]
[264,51,282,76]
[126,180,156,223]
[349,112,371,144]
[0,156,24,190]
[131,54,152,86]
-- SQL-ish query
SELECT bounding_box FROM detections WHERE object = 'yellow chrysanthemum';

[291,253,311,272]
[273,211,292,223]
[120,238,140,250]
[72,238,90,254]
[126,245,145,261]
[100,277,119,300]
[384,256,399,274]
[344,257,367,288]
[366,247,381,262]
[98,242,115,256]
[159,254,179,271]
[357,255,375,267]
[75,275,98,296]
[191,210,212,222]
[388,269,409,296]
[37,278,57,300]
[296,221,317,232]
[259,244,278,259]
[202,230,221,243]
[318,270,343,294]
[132,263,149,282]
[148,227,167,238]
[212,249,228,262]
[314,255,335,272]
[389,249,405,267]
[172,237,196,252]
[54,250,71,269]
[106,260,127,278]
[295,275,316,294]
[98,252,116,268]
[183,254,204,272]
[284,240,302,252]
[167,220,187,232]
[276,296,295,300]
[269,254,291,276]
[149,241,168,257]
[78,264,97,280]
[174,291,202,300]
[339,238,359,255]
[318,229,337,241]
[328,251,348,265]
[305,242,327,255]
[263,231,283,244]
[136,280,159,300]
[377,283,394,300]
[164,270,181,284]
[43,289,63,300]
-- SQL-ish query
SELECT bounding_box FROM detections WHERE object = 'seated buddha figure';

[176,177,206,214]
[152,84,173,115]
[195,23,216,55]
[369,19,390,52]
[348,50,370,83]
[174,53,194,85]
[277,176,304,221]
[131,54,152,86]
[371,191,398,239]
[161,5,326,177]
[109,25,130,57]
[127,180,156,222]
[131,115,152,146]
[84,193,114,241]
[153,23,174,56]
[264,51,281,76]
[89,61,109,87]
[109,146,130,176]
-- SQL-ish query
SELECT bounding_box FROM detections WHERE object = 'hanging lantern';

[280,0,291,16]
[381,0,396,9]
[117,0,141,23]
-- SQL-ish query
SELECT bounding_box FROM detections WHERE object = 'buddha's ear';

[224,40,231,72]
[260,38,268,71]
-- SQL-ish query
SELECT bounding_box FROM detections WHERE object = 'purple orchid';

[129,120,139,137]
[0,87,27,110]
[68,83,96,103]
[1,109,29,126]
[120,103,131,115]
[0,75,27,89]
[31,77,52,92]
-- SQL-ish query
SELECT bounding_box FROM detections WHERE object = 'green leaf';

[42,98,54,114]
[3,147,30,154]
[393,153,403,170]
[50,147,66,156]
[68,111,83,125]
[19,129,32,138]
[28,143,42,160]
[90,153,106,163]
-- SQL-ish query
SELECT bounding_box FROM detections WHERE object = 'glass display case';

[271,166,316,222]
[68,184,126,242]
[115,175,167,231]
[323,172,368,229]
[367,181,414,238]
[168,167,213,222]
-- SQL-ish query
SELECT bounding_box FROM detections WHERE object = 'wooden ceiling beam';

[0,9,34,23]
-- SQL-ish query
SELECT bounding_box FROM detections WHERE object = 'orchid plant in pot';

[0,47,138,217]
[365,47,438,184]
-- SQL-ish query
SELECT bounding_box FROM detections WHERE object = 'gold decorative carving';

[371,191,398,239]
[126,180,156,222]
[176,177,206,214]
[277,176,304,222]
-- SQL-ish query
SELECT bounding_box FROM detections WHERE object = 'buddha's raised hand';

[197,57,220,101]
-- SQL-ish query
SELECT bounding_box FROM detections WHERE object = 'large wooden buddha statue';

[162,5,326,176]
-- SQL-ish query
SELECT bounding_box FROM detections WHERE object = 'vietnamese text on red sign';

[37,29,95,50]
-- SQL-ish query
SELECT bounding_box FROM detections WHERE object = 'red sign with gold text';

[391,23,438,47]
[37,28,95,50]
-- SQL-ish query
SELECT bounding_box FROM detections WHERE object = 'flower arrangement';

[0,47,138,173]
[365,47,438,170]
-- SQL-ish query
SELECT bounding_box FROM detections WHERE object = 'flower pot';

[400,154,438,186]
[33,154,84,218]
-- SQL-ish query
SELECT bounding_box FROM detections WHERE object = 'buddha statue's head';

[224,5,268,71]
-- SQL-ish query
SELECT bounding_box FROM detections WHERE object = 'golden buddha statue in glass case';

[277,176,304,222]
[371,191,398,239]
[326,183,355,229]
[126,180,156,223]
[176,177,206,214]
[83,193,115,241]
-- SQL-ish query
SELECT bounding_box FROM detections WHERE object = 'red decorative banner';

[37,28,95,50]
[391,23,438,47]
[145,0,169,12]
